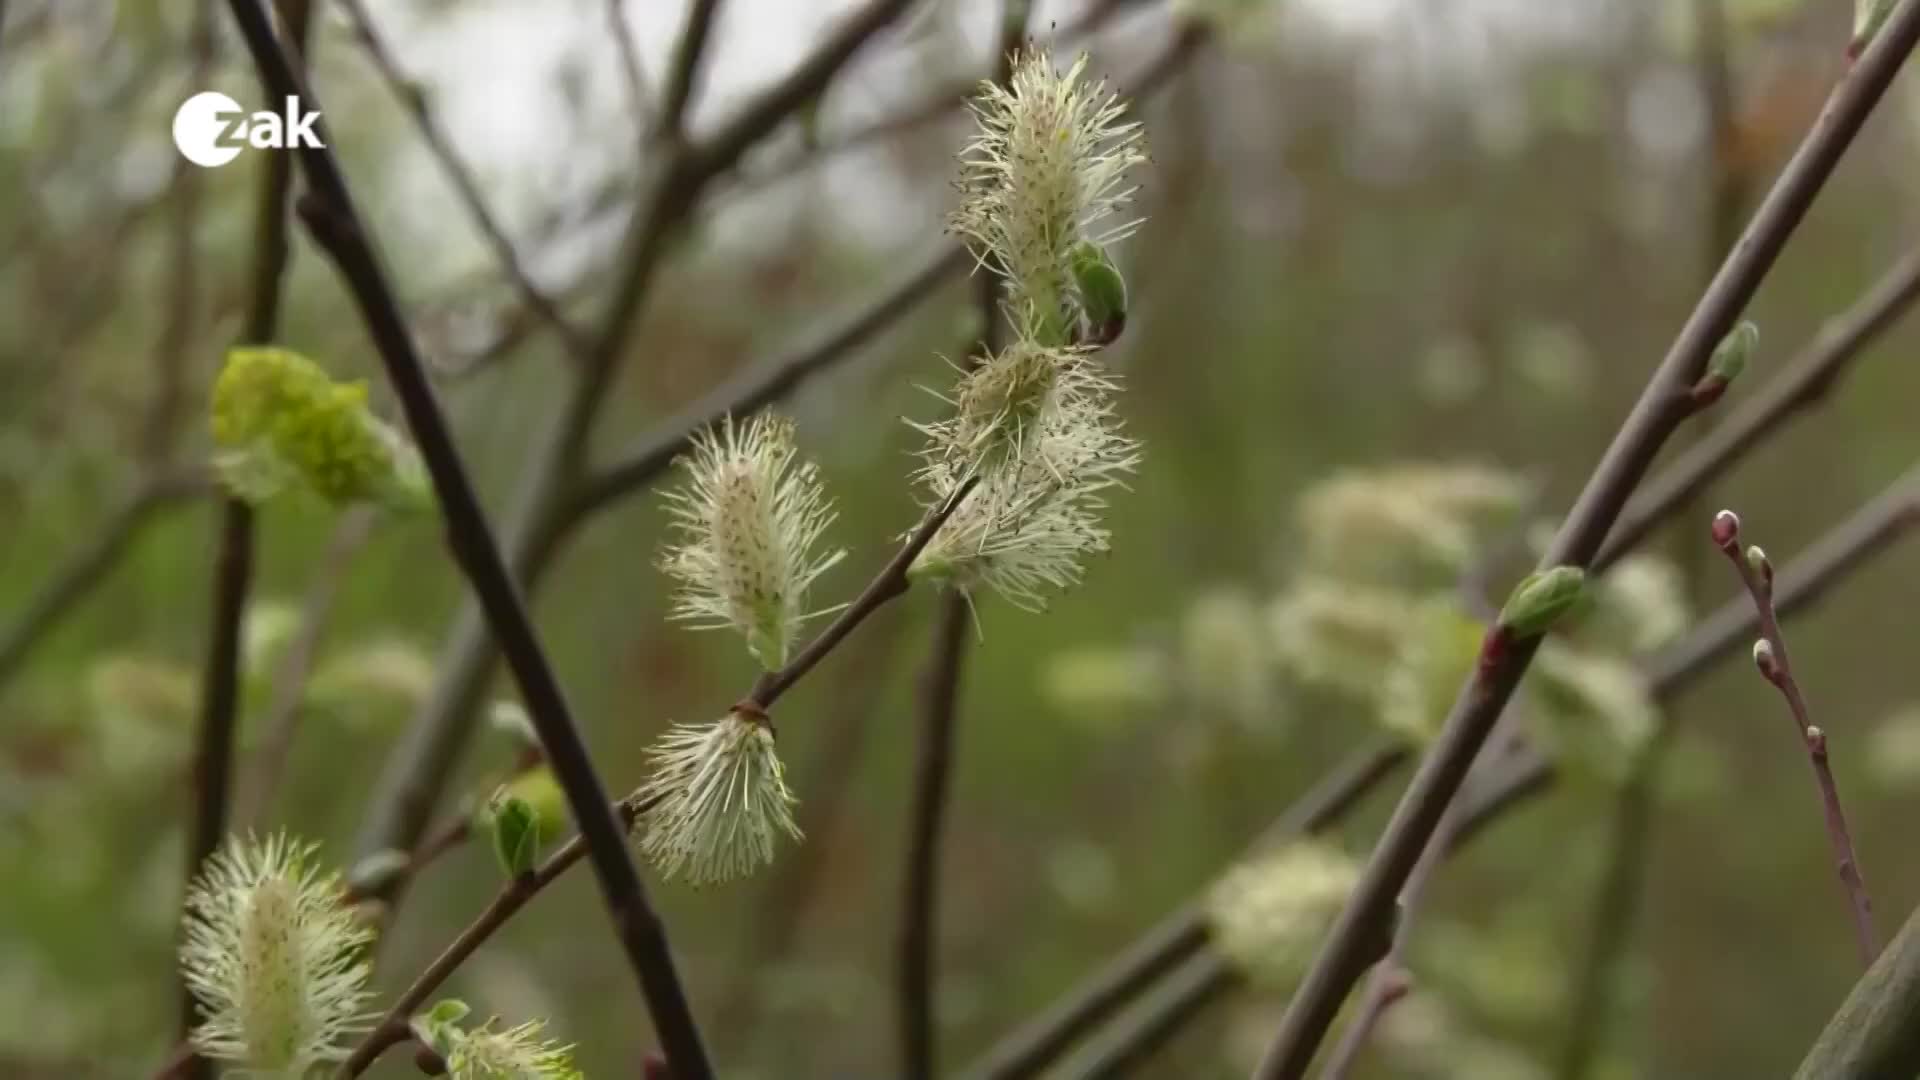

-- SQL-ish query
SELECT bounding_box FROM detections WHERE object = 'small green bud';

[482,767,567,848]
[1745,544,1773,586]
[487,791,541,879]
[1070,241,1128,346]
[409,998,470,1058]
[1710,321,1757,383]
[1497,565,1587,639]
[1852,0,1897,58]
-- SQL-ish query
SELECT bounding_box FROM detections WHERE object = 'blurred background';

[4,0,1920,1076]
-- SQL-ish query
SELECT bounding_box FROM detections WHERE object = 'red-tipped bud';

[643,1052,675,1080]
[1711,510,1741,549]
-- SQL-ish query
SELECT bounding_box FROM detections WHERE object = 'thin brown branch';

[1253,10,1920,1073]
[1715,510,1877,963]
[605,0,652,133]
[712,616,907,1039]
[900,593,973,1080]
[333,0,593,361]
[658,0,723,138]
[746,477,979,710]
[1596,244,1920,574]
[178,4,308,1071]
[339,794,654,1076]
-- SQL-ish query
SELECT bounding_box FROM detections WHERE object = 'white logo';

[171,91,325,168]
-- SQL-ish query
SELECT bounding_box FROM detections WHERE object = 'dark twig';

[339,794,655,1076]
[178,3,308,1071]
[1714,509,1878,963]
[180,501,255,1067]
[899,11,1025,1068]
[746,477,979,710]
[605,0,652,132]
[1253,11,1920,1074]
[1070,953,1235,1080]
[220,1,712,1073]
[713,618,907,1040]
[658,0,724,139]
[900,593,973,1079]
[1594,244,1920,573]
[333,0,592,360]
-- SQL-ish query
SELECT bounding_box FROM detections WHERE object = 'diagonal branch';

[1252,10,1920,1074]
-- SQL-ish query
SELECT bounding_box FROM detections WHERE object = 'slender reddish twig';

[1713,509,1877,964]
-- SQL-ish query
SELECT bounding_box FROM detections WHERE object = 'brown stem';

[1253,10,1920,1074]
[1715,514,1877,963]
[745,479,978,710]
[177,4,311,1072]
[338,795,653,1076]
[900,593,973,1080]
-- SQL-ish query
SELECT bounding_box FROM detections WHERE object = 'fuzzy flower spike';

[909,387,1140,611]
[635,706,803,885]
[951,47,1148,344]
[179,833,373,1075]
[658,412,845,670]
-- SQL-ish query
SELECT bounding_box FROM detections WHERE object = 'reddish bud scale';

[1711,510,1741,549]
[1689,374,1729,408]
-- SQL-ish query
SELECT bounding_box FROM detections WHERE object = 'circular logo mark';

[172,91,244,168]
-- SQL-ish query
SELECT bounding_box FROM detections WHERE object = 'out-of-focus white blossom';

[1531,644,1660,779]
[1295,463,1526,578]
[1268,580,1420,697]
[1208,843,1360,988]
[1378,602,1486,744]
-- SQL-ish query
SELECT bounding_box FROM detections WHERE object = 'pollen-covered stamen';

[635,709,803,885]
[658,413,844,669]
[179,833,373,1074]
[951,48,1148,344]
